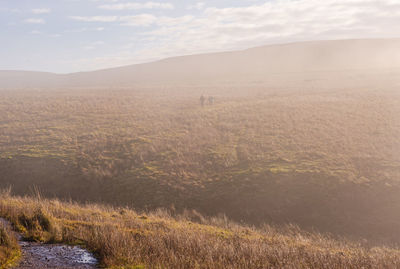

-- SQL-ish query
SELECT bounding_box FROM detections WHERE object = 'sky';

[1,0,400,73]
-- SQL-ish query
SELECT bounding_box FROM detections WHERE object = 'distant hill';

[1,38,400,88]
[0,71,64,89]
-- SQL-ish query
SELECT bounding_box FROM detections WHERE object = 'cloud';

[24,18,45,24]
[30,30,42,35]
[0,7,20,13]
[32,8,51,14]
[150,0,400,44]
[14,0,400,73]
[70,16,118,22]
[98,2,174,10]
[65,27,105,33]
[126,0,400,66]
[187,2,205,10]
[64,0,400,72]
[29,30,61,38]
[70,14,157,26]
[120,14,157,26]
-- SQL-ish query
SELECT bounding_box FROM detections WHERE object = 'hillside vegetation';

[1,81,400,244]
[0,220,20,268]
[1,191,400,268]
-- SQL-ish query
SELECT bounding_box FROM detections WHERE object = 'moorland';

[1,39,400,267]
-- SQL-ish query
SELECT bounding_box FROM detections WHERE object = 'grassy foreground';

[0,222,20,269]
[2,87,400,243]
[0,191,400,269]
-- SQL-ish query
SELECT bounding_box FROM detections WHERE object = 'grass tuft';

[1,192,400,268]
[0,223,20,269]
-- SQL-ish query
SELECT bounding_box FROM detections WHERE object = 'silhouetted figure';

[208,96,214,105]
[200,95,205,107]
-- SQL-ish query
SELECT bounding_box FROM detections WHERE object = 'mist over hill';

[2,38,400,253]
[4,0,400,264]
[2,38,400,89]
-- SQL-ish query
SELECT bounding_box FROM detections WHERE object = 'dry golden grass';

[0,221,20,269]
[1,190,400,269]
[1,86,400,243]
[2,87,399,182]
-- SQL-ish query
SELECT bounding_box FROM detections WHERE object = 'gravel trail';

[0,218,98,269]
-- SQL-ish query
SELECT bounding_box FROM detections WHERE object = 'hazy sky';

[1,0,400,73]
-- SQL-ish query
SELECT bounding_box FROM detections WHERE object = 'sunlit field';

[2,0,400,266]
[1,77,400,246]
[2,190,400,269]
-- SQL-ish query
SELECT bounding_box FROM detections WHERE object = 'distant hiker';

[200,95,205,107]
[208,96,214,105]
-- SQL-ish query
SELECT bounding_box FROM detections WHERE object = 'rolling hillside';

[1,38,400,249]
[1,38,400,88]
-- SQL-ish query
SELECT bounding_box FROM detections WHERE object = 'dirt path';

[0,218,98,269]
